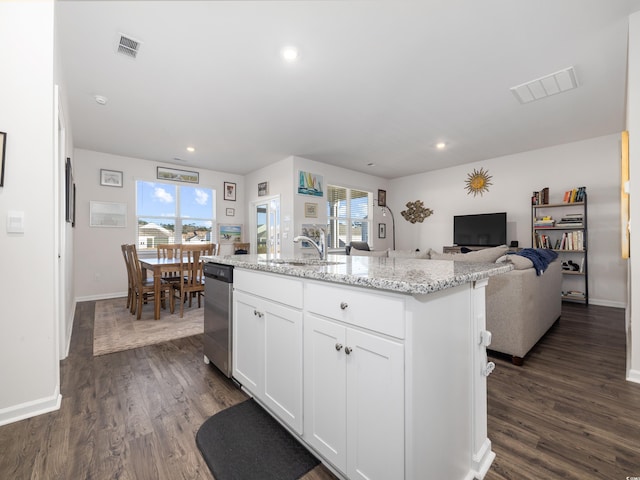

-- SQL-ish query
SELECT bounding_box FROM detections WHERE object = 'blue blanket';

[509,248,558,276]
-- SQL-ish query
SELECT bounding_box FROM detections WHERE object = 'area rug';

[196,398,320,480]
[93,297,204,356]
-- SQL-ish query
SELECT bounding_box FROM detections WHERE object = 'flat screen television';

[453,212,507,247]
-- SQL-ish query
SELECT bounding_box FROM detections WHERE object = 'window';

[136,181,215,250]
[326,185,371,250]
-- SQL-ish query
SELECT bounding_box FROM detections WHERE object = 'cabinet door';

[304,314,347,471]
[346,328,404,480]
[233,290,264,395]
[263,301,303,434]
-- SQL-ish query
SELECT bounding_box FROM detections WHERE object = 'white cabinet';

[233,270,304,434]
[304,284,404,480]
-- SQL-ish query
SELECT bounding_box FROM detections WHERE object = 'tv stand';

[443,245,492,254]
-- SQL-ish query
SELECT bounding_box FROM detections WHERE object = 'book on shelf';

[563,186,586,203]
[532,187,550,205]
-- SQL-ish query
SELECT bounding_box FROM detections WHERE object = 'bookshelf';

[531,188,588,305]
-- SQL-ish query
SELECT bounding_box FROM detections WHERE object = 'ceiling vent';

[116,33,141,59]
[510,66,578,104]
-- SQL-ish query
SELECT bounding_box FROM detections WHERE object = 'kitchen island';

[202,254,512,480]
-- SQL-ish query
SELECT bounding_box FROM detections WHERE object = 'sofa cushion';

[350,248,389,257]
[496,254,534,270]
[430,245,508,263]
[389,249,430,259]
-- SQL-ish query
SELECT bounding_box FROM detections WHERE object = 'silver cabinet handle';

[335,343,343,351]
[340,302,348,310]
[345,346,352,355]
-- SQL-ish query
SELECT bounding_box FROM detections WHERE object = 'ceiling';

[57,0,640,179]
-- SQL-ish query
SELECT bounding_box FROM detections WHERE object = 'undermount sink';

[260,258,344,267]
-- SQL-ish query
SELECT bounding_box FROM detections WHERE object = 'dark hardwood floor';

[486,303,640,480]
[0,301,638,479]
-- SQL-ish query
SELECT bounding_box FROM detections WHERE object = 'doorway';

[254,196,280,256]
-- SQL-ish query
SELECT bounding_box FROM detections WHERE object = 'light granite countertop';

[202,254,513,295]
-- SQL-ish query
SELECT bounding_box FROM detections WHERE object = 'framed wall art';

[65,157,73,223]
[90,201,127,228]
[100,169,123,187]
[219,224,242,243]
[297,171,324,197]
[378,189,387,207]
[224,182,237,201]
[258,181,268,196]
[226,208,235,217]
[157,166,199,184]
[304,202,318,218]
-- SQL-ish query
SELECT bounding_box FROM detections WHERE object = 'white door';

[346,328,404,480]
[304,315,347,471]
[254,196,280,255]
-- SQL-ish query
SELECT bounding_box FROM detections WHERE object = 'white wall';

[389,134,626,308]
[0,1,61,425]
[73,149,244,300]
[627,11,640,383]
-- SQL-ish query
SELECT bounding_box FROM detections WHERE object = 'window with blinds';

[136,181,216,250]
[327,185,371,250]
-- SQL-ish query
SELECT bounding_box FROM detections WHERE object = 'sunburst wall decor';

[465,167,492,197]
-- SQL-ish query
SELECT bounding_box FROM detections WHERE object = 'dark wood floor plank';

[1,301,639,480]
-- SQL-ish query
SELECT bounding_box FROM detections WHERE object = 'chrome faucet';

[293,227,326,260]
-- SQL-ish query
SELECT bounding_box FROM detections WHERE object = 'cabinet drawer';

[235,269,303,309]
[305,282,405,339]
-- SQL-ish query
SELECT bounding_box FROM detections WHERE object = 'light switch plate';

[7,210,24,233]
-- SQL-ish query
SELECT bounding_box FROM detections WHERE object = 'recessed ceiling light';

[281,46,299,62]
[186,146,195,153]
[94,95,108,105]
[436,142,446,150]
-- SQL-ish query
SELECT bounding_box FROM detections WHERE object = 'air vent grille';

[117,34,141,59]
[510,66,578,104]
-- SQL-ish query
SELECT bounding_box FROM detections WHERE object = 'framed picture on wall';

[0,131,6,187]
[304,202,318,218]
[258,181,268,196]
[224,182,237,201]
[100,169,123,187]
[378,189,387,207]
[219,224,242,243]
[226,208,235,216]
[378,223,386,239]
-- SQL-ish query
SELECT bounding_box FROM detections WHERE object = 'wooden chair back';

[173,244,206,317]
[157,243,180,260]
[127,244,173,319]
[121,244,134,310]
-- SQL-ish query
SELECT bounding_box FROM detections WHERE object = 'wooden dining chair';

[156,243,183,282]
[172,245,205,318]
[121,244,135,310]
[128,244,174,319]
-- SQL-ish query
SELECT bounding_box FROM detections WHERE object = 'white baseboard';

[76,291,127,303]
[627,368,640,384]
[0,388,61,427]
[587,298,626,309]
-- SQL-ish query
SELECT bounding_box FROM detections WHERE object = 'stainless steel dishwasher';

[203,262,233,377]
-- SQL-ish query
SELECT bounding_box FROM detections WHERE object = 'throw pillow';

[350,248,389,257]
[430,245,508,263]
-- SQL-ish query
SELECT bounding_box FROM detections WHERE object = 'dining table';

[138,257,185,320]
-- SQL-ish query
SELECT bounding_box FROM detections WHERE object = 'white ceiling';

[56,0,640,179]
